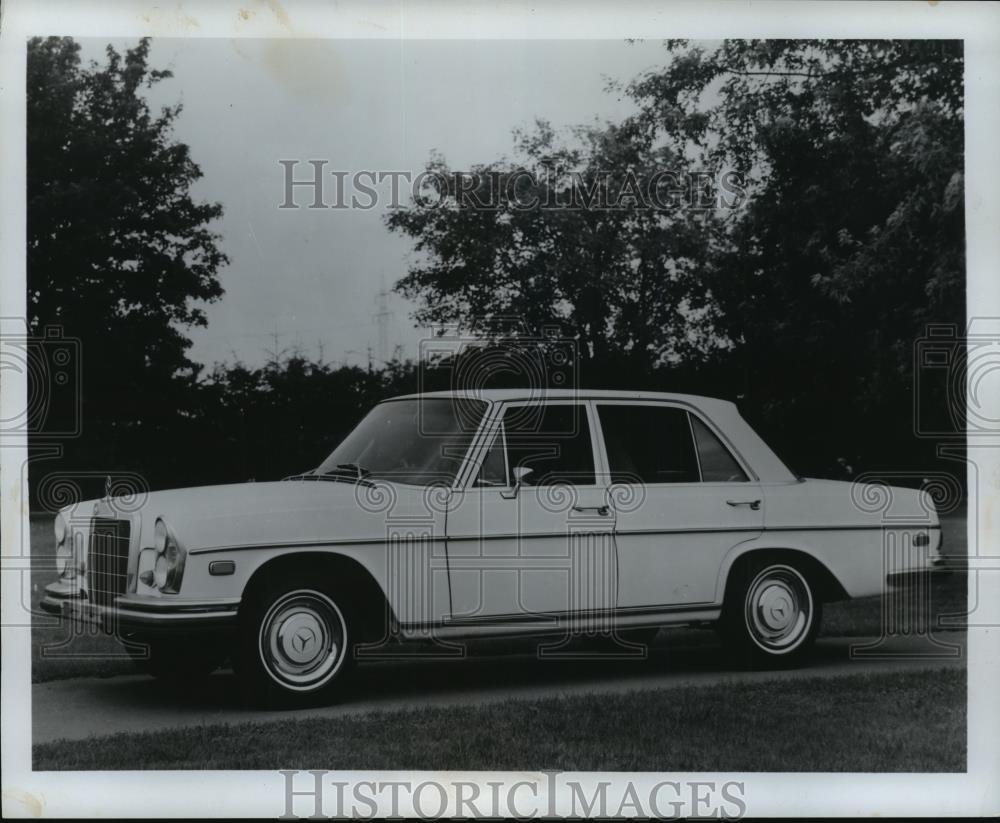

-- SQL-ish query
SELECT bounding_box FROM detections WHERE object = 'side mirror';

[500,466,534,500]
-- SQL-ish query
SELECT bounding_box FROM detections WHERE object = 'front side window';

[475,424,508,486]
[476,403,596,487]
[597,404,699,484]
[315,398,486,486]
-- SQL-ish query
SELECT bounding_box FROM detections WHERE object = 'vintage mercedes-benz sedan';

[42,390,942,705]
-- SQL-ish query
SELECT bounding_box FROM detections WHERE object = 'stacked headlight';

[54,512,76,580]
[151,518,186,593]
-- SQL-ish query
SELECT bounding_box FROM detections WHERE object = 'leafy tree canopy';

[27,37,227,381]
[623,39,964,465]
[387,121,727,368]
[27,37,228,490]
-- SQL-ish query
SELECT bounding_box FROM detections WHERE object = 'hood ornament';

[96,475,113,514]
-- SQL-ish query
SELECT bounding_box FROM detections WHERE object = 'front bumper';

[886,560,951,587]
[41,587,240,635]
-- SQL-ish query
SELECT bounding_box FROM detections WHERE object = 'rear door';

[595,402,763,609]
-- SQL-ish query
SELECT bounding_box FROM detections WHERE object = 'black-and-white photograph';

[1,1,998,819]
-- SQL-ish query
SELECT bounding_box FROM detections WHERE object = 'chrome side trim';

[444,601,717,625]
[189,522,940,555]
[614,523,940,536]
[189,536,391,555]
[399,607,722,640]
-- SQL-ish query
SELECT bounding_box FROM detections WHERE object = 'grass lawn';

[28,511,970,682]
[33,667,966,772]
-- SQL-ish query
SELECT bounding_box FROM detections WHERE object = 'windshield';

[313,398,487,486]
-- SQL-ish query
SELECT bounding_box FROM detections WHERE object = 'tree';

[27,37,228,489]
[622,40,964,472]
[386,120,720,375]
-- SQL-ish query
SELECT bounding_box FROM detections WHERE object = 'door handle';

[726,499,761,511]
[572,505,610,516]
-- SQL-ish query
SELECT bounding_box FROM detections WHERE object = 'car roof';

[385,388,731,404]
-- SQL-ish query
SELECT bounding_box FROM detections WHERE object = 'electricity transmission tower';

[373,277,394,364]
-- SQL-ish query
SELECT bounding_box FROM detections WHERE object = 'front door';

[594,402,764,609]
[446,402,617,625]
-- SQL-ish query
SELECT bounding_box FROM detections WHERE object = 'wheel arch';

[719,546,850,606]
[240,550,397,642]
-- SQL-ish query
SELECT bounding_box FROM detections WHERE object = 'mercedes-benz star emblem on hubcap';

[293,628,316,653]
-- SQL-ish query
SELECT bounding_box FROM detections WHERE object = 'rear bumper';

[41,587,239,635]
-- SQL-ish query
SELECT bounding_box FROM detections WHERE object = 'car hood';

[66,479,445,553]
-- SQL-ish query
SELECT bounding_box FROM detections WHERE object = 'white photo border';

[2,0,998,817]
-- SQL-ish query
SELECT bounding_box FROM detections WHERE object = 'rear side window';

[690,415,749,482]
[597,405,699,484]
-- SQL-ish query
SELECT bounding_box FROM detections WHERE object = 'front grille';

[87,518,131,607]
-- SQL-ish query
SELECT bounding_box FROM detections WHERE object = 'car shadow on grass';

[78,626,964,716]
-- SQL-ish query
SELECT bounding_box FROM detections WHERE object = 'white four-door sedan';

[42,390,942,705]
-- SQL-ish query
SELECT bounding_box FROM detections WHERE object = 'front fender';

[183,538,451,626]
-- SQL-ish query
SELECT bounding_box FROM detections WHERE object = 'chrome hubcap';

[744,565,812,652]
[259,590,346,690]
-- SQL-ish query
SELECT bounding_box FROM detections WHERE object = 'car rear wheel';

[720,560,821,668]
[237,573,356,707]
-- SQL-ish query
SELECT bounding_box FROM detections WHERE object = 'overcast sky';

[79,37,670,369]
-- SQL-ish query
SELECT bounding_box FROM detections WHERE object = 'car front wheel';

[237,573,356,707]
[719,561,821,668]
